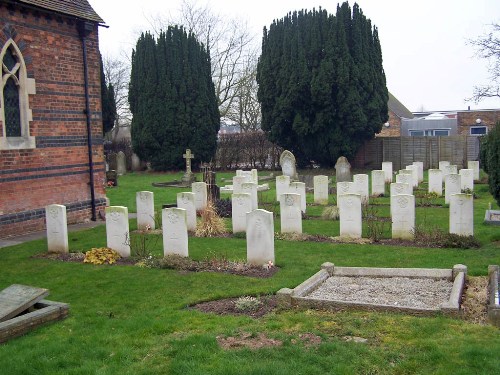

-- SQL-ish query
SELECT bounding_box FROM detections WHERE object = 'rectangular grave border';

[488,265,500,327]
[277,263,467,317]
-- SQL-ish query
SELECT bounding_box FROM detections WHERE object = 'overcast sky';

[88,0,500,112]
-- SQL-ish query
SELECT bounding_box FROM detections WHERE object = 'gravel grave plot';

[307,276,453,309]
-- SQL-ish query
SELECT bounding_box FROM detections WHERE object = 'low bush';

[84,247,121,265]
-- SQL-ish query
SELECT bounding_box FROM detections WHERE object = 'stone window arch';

[0,39,36,150]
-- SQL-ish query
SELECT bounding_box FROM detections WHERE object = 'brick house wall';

[0,2,106,238]
[456,110,500,135]
[376,110,402,137]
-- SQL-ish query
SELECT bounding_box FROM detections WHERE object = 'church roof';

[388,92,414,119]
[15,0,104,23]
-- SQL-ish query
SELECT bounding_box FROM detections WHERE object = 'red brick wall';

[376,110,401,137]
[0,3,106,238]
[457,110,500,135]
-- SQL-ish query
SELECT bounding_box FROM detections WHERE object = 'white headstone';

[337,181,354,205]
[381,161,393,183]
[338,193,362,239]
[280,150,298,180]
[105,206,130,257]
[237,170,253,183]
[390,182,412,196]
[428,169,443,196]
[192,182,208,211]
[162,208,188,257]
[391,194,415,240]
[445,174,461,204]
[405,165,419,187]
[45,204,68,253]
[313,175,329,205]
[395,173,413,191]
[232,176,246,194]
[371,170,386,197]
[467,160,480,181]
[232,193,252,233]
[444,165,458,177]
[177,192,196,231]
[353,174,369,204]
[276,175,290,201]
[459,169,474,191]
[136,191,155,230]
[335,156,352,182]
[246,209,275,265]
[412,161,424,183]
[280,193,302,233]
[131,153,141,171]
[116,151,126,175]
[289,181,306,213]
[241,182,258,210]
[439,161,450,172]
[449,194,473,236]
[251,169,259,184]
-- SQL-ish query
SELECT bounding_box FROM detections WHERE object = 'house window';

[470,126,487,136]
[410,129,450,136]
[0,39,36,150]
[409,130,424,136]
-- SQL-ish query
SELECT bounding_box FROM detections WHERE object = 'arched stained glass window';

[2,46,21,137]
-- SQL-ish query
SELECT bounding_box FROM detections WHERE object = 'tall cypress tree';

[100,54,117,135]
[129,27,219,170]
[257,2,388,167]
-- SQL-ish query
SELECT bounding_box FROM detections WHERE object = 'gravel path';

[307,276,453,309]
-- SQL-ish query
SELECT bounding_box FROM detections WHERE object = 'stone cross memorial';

[177,192,196,231]
[192,182,208,211]
[105,206,130,257]
[391,194,415,240]
[371,170,386,196]
[313,175,329,205]
[280,193,302,233]
[338,193,362,239]
[449,193,473,236]
[162,208,189,257]
[276,175,290,201]
[428,169,443,196]
[381,161,393,183]
[45,204,68,253]
[182,149,196,184]
[246,209,275,265]
[232,193,252,233]
[136,191,155,230]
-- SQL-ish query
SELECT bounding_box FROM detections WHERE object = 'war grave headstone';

[412,161,424,183]
[381,161,393,183]
[391,194,415,240]
[371,170,386,197]
[459,168,474,191]
[131,153,141,171]
[246,209,275,265]
[136,191,155,230]
[0,284,69,344]
[232,175,246,194]
[236,170,254,183]
[192,182,208,211]
[162,208,189,257]
[232,193,252,233]
[395,173,413,191]
[276,175,290,201]
[105,206,130,257]
[182,148,196,185]
[439,161,450,172]
[177,192,196,231]
[337,181,354,205]
[390,182,412,197]
[335,156,351,182]
[280,193,302,233]
[280,150,298,181]
[449,194,473,236]
[444,174,461,204]
[314,175,329,205]
[45,204,68,253]
[116,151,127,176]
[289,181,306,213]
[251,169,259,184]
[468,160,480,181]
[428,169,443,196]
[241,182,258,210]
[338,193,362,239]
[405,165,418,188]
[352,174,369,204]
[444,165,458,177]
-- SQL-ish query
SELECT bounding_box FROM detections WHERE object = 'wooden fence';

[352,136,480,170]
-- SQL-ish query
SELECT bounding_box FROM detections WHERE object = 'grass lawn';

[1,169,499,374]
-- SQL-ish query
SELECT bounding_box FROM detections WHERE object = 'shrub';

[484,121,500,206]
[412,225,480,248]
[234,296,263,312]
[321,206,339,220]
[84,247,121,265]
[195,201,227,237]
[214,198,232,218]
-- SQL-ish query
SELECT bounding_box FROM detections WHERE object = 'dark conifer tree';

[100,54,117,135]
[129,27,219,170]
[257,2,388,166]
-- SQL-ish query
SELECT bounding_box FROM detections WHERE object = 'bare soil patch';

[191,295,278,318]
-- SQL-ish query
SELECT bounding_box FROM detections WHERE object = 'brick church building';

[0,0,107,238]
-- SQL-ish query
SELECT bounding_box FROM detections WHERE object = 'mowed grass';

[1,170,500,374]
